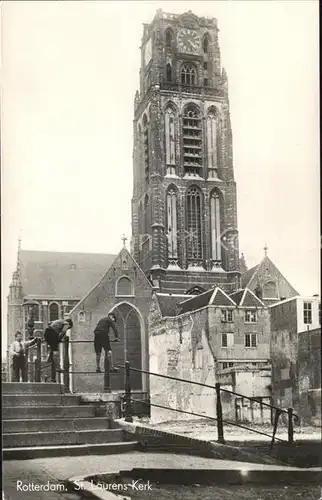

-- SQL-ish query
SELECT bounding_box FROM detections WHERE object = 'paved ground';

[138,419,321,442]
[3,452,321,500]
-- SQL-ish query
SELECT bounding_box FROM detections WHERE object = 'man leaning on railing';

[10,331,40,382]
[44,319,70,382]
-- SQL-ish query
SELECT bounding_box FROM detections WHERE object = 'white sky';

[1,1,320,354]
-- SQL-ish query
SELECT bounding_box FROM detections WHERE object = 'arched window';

[182,104,202,176]
[165,28,173,50]
[263,281,278,299]
[138,201,144,235]
[143,114,149,182]
[49,303,59,322]
[210,191,221,261]
[166,188,178,260]
[166,63,172,82]
[181,64,197,85]
[207,109,218,176]
[164,105,176,169]
[186,187,203,260]
[78,311,85,324]
[116,277,134,296]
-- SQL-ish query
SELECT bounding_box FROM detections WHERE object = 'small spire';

[121,234,128,248]
[264,243,268,257]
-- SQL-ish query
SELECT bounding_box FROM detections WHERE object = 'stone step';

[3,405,96,420]
[3,394,80,406]
[3,429,124,448]
[3,441,139,460]
[3,417,111,433]
[2,382,64,395]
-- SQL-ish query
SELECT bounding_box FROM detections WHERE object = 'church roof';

[20,250,116,299]
[241,264,260,288]
[241,255,299,296]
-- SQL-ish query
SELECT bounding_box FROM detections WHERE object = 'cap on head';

[108,313,116,321]
[15,331,22,338]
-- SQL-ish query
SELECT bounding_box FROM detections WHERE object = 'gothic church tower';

[132,9,240,294]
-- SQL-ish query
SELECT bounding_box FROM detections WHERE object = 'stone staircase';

[3,382,139,459]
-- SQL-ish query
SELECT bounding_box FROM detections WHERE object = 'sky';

[1,1,320,353]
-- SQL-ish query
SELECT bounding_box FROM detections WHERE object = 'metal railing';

[117,362,299,449]
[10,338,298,449]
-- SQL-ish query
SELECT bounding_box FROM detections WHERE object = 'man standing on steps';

[10,331,39,382]
[94,313,120,373]
[44,319,69,382]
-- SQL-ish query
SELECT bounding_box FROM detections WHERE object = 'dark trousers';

[12,355,27,382]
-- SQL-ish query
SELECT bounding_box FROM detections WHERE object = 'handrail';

[130,398,287,444]
[116,364,297,419]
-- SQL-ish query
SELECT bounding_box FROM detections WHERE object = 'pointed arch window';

[207,109,218,176]
[116,277,134,296]
[181,64,197,85]
[164,105,176,171]
[186,187,203,260]
[210,191,221,261]
[182,105,202,176]
[166,188,178,261]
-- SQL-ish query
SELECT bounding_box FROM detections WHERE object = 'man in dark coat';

[44,319,69,382]
[94,313,119,373]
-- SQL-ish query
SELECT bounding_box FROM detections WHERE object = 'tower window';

[143,114,149,182]
[165,28,173,50]
[203,61,208,70]
[210,192,221,262]
[186,187,203,261]
[204,78,208,87]
[165,105,176,167]
[207,109,218,175]
[203,35,209,53]
[182,105,202,176]
[166,63,172,82]
[166,188,178,261]
[181,64,197,86]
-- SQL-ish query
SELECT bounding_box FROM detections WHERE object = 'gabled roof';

[155,293,191,317]
[211,288,236,307]
[230,288,265,307]
[178,288,215,314]
[229,289,244,305]
[178,287,237,314]
[20,249,117,299]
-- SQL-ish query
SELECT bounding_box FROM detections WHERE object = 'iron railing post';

[215,382,225,443]
[287,407,294,443]
[124,361,133,422]
[104,351,111,393]
[269,408,282,452]
[35,338,41,382]
[63,337,70,392]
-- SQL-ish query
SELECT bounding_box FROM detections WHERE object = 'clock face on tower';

[178,28,200,53]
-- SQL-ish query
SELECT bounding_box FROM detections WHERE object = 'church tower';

[131,9,240,294]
